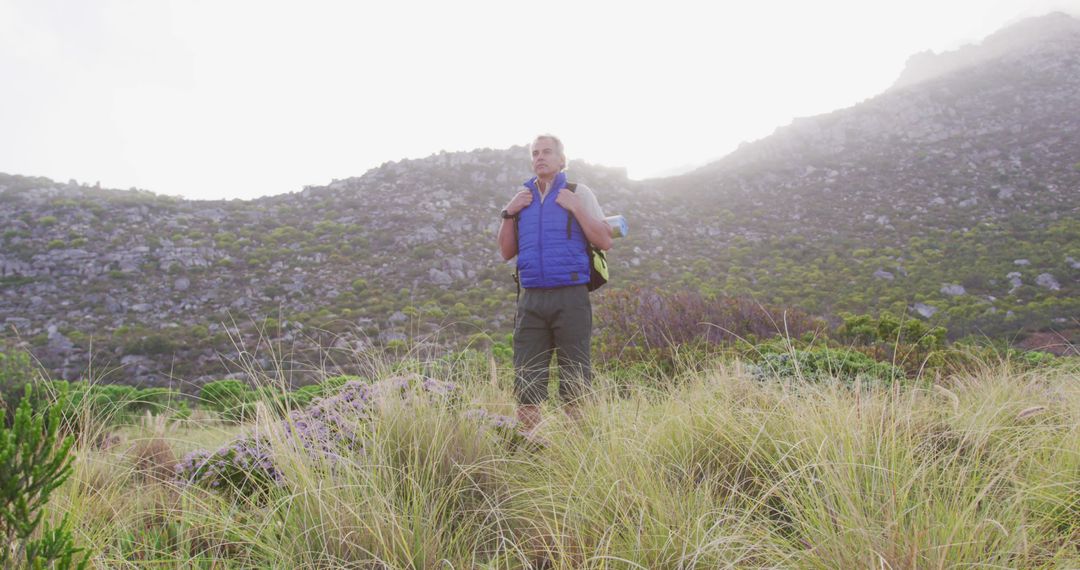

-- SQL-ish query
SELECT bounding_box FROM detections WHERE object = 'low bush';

[836,311,948,373]
[749,345,905,385]
[50,381,185,427]
[0,348,37,423]
[199,380,257,422]
[1,384,88,569]
[199,376,356,423]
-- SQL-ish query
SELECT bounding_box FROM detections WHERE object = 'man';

[497,134,613,440]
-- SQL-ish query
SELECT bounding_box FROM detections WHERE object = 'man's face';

[531,138,563,178]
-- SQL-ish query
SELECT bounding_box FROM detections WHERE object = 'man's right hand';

[505,190,533,216]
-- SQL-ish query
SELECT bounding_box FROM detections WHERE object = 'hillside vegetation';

[1,13,1078,388]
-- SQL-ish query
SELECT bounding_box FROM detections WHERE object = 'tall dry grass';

[48,352,1079,568]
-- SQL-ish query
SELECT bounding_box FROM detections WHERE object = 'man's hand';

[506,190,533,216]
[554,188,581,214]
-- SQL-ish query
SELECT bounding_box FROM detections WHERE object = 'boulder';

[47,331,74,352]
[379,331,407,343]
[105,295,123,314]
[912,303,938,318]
[940,283,966,296]
[429,268,453,285]
[4,317,31,331]
[1035,273,1061,291]
[1006,272,1023,293]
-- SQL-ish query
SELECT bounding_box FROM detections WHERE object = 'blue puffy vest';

[516,172,591,289]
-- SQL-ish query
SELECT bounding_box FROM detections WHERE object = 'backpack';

[565,183,609,292]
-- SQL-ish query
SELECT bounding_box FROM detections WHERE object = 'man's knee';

[556,356,591,403]
[514,346,553,406]
[515,376,549,406]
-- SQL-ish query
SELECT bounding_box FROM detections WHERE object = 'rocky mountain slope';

[1,13,1077,387]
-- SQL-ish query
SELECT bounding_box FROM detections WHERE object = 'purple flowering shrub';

[462,408,519,435]
[176,375,463,497]
[461,408,518,431]
[462,408,525,450]
[174,437,282,498]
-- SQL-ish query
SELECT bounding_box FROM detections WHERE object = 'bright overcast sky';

[1,0,1078,200]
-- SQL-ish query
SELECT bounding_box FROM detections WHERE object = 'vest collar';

[523,171,567,197]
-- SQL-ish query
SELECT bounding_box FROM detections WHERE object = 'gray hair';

[529,134,568,171]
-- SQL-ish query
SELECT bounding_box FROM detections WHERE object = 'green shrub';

[491,333,513,364]
[0,349,37,423]
[197,376,357,421]
[752,346,904,385]
[283,385,324,409]
[276,376,352,410]
[1017,350,1056,368]
[173,400,192,421]
[836,312,948,374]
[200,380,256,422]
[0,384,88,569]
[0,276,35,288]
[58,382,182,425]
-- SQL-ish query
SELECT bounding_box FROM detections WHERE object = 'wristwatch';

[500,208,516,220]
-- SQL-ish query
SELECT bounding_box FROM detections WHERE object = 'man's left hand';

[555,188,581,214]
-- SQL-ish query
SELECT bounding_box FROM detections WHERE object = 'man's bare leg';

[517,404,541,436]
[562,402,583,424]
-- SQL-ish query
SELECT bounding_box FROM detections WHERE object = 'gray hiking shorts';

[512,284,593,406]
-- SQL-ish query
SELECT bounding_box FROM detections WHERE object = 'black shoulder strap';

[565,183,577,239]
[513,214,521,302]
